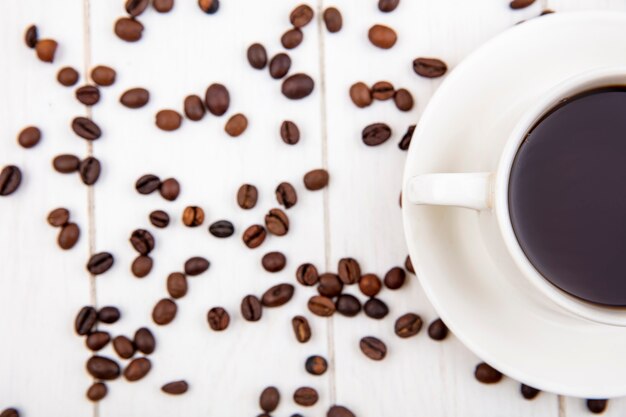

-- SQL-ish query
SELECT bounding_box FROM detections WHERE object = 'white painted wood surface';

[0,0,625,416]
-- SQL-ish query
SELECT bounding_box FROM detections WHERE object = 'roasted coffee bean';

[86,382,108,401]
[87,252,114,275]
[399,124,416,150]
[17,126,41,148]
[296,263,319,286]
[113,335,136,359]
[242,224,267,248]
[292,315,311,343]
[262,283,295,307]
[371,81,394,100]
[259,386,280,412]
[126,0,149,16]
[167,272,187,299]
[134,327,156,354]
[275,182,298,208]
[540,8,554,15]
[149,210,169,228]
[241,294,262,321]
[159,178,180,201]
[281,28,303,49]
[58,222,80,249]
[237,184,258,209]
[587,399,608,414]
[0,409,18,417]
[428,318,449,341]
[184,95,205,121]
[114,17,144,42]
[0,165,21,196]
[247,43,267,69]
[305,355,327,375]
[98,306,121,324]
[282,73,314,99]
[318,273,343,297]
[308,295,335,317]
[131,255,153,278]
[156,109,182,131]
[184,256,210,276]
[79,157,101,185]
[124,357,151,381]
[198,0,219,13]
[362,123,391,146]
[405,255,415,273]
[136,174,161,194]
[394,88,414,111]
[349,82,372,108]
[86,355,121,380]
[368,24,396,49]
[395,313,422,338]
[269,53,291,79]
[207,307,229,330]
[413,57,447,78]
[303,168,329,190]
[48,208,70,227]
[327,405,356,417]
[338,258,360,285]
[359,274,382,297]
[294,386,318,406]
[336,294,361,317]
[323,7,342,33]
[280,121,300,145]
[57,66,79,87]
[75,85,100,105]
[90,65,116,87]
[262,252,286,272]
[86,331,111,351]
[162,380,188,394]
[130,229,155,255]
[384,267,406,290]
[153,0,175,13]
[152,298,177,325]
[205,83,229,116]
[209,220,234,238]
[379,0,400,12]
[360,336,387,360]
[364,298,388,319]
[25,24,38,48]
[265,208,289,236]
[75,306,97,335]
[35,39,57,63]
[474,362,503,383]
[510,0,535,9]
[53,154,80,174]
[224,113,248,137]
[182,206,204,227]
[72,117,101,140]
[290,4,314,27]
[521,384,540,400]
[120,87,150,108]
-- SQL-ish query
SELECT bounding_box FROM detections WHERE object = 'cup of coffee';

[406,66,626,326]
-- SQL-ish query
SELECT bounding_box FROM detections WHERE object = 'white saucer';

[402,11,626,398]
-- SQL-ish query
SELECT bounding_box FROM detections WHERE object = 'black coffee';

[509,87,626,306]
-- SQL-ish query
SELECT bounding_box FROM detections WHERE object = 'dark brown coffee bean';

[368,24,396,49]
[474,362,502,383]
[349,82,372,108]
[159,178,180,201]
[269,53,291,79]
[130,229,155,255]
[521,384,540,400]
[305,355,327,375]
[152,298,177,325]
[208,220,234,238]
[79,157,101,185]
[162,380,188,394]
[224,113,248,137]
[72,117,102,140]
[205,83,230,116]
[124,357,151,381]
[371,81,394,100]
[394,88,414,111]
[241,294,262,321]
[87,252,114,275]
[359,274,382,297]
[362,123,391,146]
[98,306,121,324]
[282,73,314,99]
[86,355,121,380]
[58,222,80,250]
[510,0,535,9]
[281,28,303,49]
[338,258,360,285]
[0,409,19,417]
[57,66,79,87]
[86,331,111,351]
[17,126,41,148]
[378,0,399,12]
[428,318,449,341]
[53,154,80,174]
[275,182,298,209]
[0,165,21,196]
[308,295,335,317]
[323,7,342,33]
[280,121,300,145]
[413,57,447,78]
[184,256,210,275]
[241,224,267,248]
[91,65,116,86]
[120,87,150,108]
[167,272,187,299]
[182,206,204,227]
[336,294,361,317]
[149,210,169,228]
[184,95,205,121]
[395,313,422,338]
[48,208,70,227]
[292,315,311,343]
[113,335,136,359]
[207,307,229,330]
[318,273,343,297]
[262,283,295,307]
[296,263,319,286]
[247,43,267,69]
[75,306,97,335]
[384,267,406,290]
[125,0,149,16]
[237,184,258,209]
[587,399,608,414]
[25,24,38,48]
[131,255,152,278]
[294,386,318,406]
[198,0,219,13]
[260,386,280,412]
[360,336,387,360]
[265,208,289,236]
[303,168,329,190]
[86,382,108,401]
[290,4,314,28]
[405,255,415,273]
[156,109,182,131]
[364,297,388,319]
[114,17,144,42]
[154,0,175,12]
[136,174,160,194]
[35,39,57,63]
[262,252,286,272]
[134,327,156,354]
[399,124,415,150]
[327,405,356,417]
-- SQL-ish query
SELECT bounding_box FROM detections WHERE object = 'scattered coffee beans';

[241,294,263,321]
[131,255,152,277]
[130,229,155,255]
[24,25,37,48]
[153,0,175,13]
[262,283,295,307]
[75,306,97,335]
[86,331,111,351]
[327,405,356,417]
[338,257,360,285]
[113,335,136,359]
[363,297,388,319]
[114,17,144,42]
[247,43,268,69]
[199,0,219,14]
[224,113,248,137]
[276,181,298,208]
[280,121,300,145]
[308,295,335,317]
[162,380,189,395]
[520,384,540,400]
[336,294,361,317]
[292,315,311,343]
[87,252,114,275]
[305,355,328,375]
[125,0,149,17]
[86,382,108,401]
[371,81,394,100]
[394,88,414,111]
[262,251,286,272]
[399,124,415,150]
[378,0,400,12]
[384,267,406,289]
[57,66,79,87]
[269,53,292,79]
[265,208,289,236]
[72,117,102,140]
[413,57,447,78]
[0,166,22,196]
[349,82,372,108]
[587,399,608,414]
[362,123,391,146]
[282,28,303,49]
[17,126,41,148]
[297,263,319,286]
[394,313,422,338]
[156,109,183,131]
[159,178,180,201]
[91,65,116,86]
[323,7,342,33]
[303,168,329,190]
[149,210,170,228]
[474,362,503,384]
[368,24,396,49]
[359,274,382,297]
[58,223,80,250]
[208,220,234,238]
[134,327,156,354]
[260,386,280,412]
[205,83,230,116]
[243,224,267,248]
[294,386,319,406]
[510,0,535,9]
[427,318,449,341]
[48,208,70,227]
[184,95,205,121]
[53,154,80,174]
[207,307,230,330]
[86,355,121,380]
[184,256,210,276]
[124,357,151,381]
[152,298,177,325]
[318,273,343,297]
[360,336,387,360]
[98,306,121,324]
[120,87,150,108]
[167,272,188,298]
[282,73,315,99]
[35,39,58,63]
[79,157,101,185]
[237,184,258,209]
[182,206,205,227]
[290,4,314,28]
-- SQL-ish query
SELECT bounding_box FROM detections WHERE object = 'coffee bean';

[207,307,229,330]
[520,384,540,400]
[510,0,535,9]
[413,57,447,78]
[162,380,188,394]
[154,0,175,13]
[0,409,19,417]
[167,272,187,298]
[308,295,335,317]
[124,357,151,381]
[86,382,108,401]
[87,252,114,275]
[474,362,502,383]
[208,220,234,238]
[359,274,382,297]
[427,318,449,341]
[338,258,360,285]
[182,206,204,227]
[130,229,155,255]
[349,82,372,108]
[384,267,406,290]
[134,327,156,354]
[292,315,311,343]
[125,0,149,16]
[281,28,303,50]
[327,405,356,417]
[378,0,400,12]
[269,53,291,79]
[282,73,315,99]
[336,294,361,317]
[120,87,150,108]
[303,168,329,190]
[540,9,555,15]
[294,386,318,406]
[224,113,248,137]
[184,256,210,275]
[290,4,314,28]
[149,210,169,228]
[241,224,266,248]
[17,126,41,148]
[184,95,205,121]
[98,306,121,324]
[159,178,180,201]
[114,17,144,42]
[79,157,101,185]
[275,182,297,209]
[364,298,388,319]
[0,165,21,196]
[131,255,153,278]
[52,154,80,174]
[241,294,262,321]
[362,123,391,146]
[72,117,102,140]
[205,83,230,116]
[305,355,327,375]
[86,331,111,351]
[247,43,267,69]
[280,121,300,145]
[89,66,115,88]
[318,273,343,297]
[394,313,422,338]
[368,24,396,49]
[57,66,79,87]
[394,89,414,112]
[86,355,121,380]
[587,399,608,414]
[399,124,415,150]
[25,24,38,48]
[296,263,319,286]
[75,306,97,335]
[265,208,289,236]
[260,386,280,412]
[262,283,295,307]
[323,7,342,33]
[113,335,136,359]
[360,336,387,360]
[156,109,182,131]
[58,222,80,250]
[35,39,57,63]
[262,252,286,272]
[237,184,258,209]
[198,0,219,13]
[136,174,160,194]
[152,298,177,325]
[371,81,394,100]
[405,255,415,273]
[48,208,70,227]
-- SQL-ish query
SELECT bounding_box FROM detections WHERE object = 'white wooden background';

[1,0,626,416]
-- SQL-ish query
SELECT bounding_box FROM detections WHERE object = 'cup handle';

[406,173,494,211]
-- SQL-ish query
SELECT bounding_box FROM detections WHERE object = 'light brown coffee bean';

[294,386,318,406]
[413,57,447,78]
[371,81,394,100]
[265,208,289,236]
[184,95,205,121]
[91,65,116,86]
[207,307,229,330]
[152,298,177,325]
[35,39,58,63]
[120,88,150,108]
[237,184,258,209]
[290,4,314,28]
[323,7,342,33]
[17,126,41,148]
[349,82,372,108]
[167,272,188,299]
[162,380,189,395]
[57,67,79,87]
[359,336,387,360]
[308,295,335,317]
[394,88,414,111]
[281,28,303,49]
[182,206,205,227]
[124,357,151,381]
[224,113,248,137]
[242,224,266,248]
[58,222,80,250]
[359,273,382,297]
[114,17,144,42]
[156,110,182,131]
[303,169,329,190]
[292,315,311,343]
[368,24,397,49]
